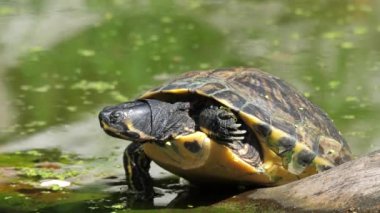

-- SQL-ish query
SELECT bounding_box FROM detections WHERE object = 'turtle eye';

[110,111,124,123]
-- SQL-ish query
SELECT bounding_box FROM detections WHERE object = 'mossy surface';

[1,0,380,212]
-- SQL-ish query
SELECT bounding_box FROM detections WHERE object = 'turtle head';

[99,101,155,142]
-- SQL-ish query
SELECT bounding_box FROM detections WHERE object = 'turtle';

[98,67,352,198]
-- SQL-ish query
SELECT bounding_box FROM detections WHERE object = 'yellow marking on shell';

[238,111,293,182]
[215,99,233,109]
[199,127,212,136]
[143,131,279,185]
[193,90,209,97]
[292,142,306,153]
[268,127,290,146]
[141,89,189,99]
[287,142,312,174]
[313,156,334,169]
[287,155,304,175]
[327,149,336,156]
[318,136,344,163]
[195,90,236,111]
[260,143,299,184]
[290,139,334,174]
[143,131,210,170]
[164,88,191,94]
[238,111,334,182]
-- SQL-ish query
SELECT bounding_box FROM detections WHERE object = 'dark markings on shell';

[211,90,246,110]
[278,137,296,153]
[271,119,296,138]
[210,68,237,79]
[160,81,190,91]
[269,77,302,122]
[184,141,201,153]
[208,88,229,96]
[236,74,267,98]
[242,103,270,124]
[254,123,272,138]
[198,82,227,95]
[297,149,316,167]
[232,71,298,133]
[187,79,210,88]
[269,76,347,151]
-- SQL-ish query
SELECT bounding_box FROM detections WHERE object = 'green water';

[0,0,379,212]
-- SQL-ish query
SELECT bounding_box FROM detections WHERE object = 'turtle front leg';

[123,142,154,199]
[198,105,246,142]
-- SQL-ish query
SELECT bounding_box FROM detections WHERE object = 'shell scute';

[211,90,246,110]
[197,82,227,95]
[242,103,271,124]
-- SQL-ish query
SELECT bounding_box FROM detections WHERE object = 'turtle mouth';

[101,128,141,143]
[103,128,122,139]
[99,119,142,141]
[99,120,124,138]
[99,112,128,139]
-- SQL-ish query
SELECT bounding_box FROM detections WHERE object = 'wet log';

[220,151,380,212]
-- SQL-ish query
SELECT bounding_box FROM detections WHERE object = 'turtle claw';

[219,121,246,142]
[231,130,247,135]
[199,106,247,143]
[226,123,246,141]
[227,136,245,141]
[229,123,242,129]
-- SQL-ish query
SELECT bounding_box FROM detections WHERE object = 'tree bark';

[221,151,380,212]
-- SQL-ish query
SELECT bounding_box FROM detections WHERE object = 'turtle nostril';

[99,106,116,123]
[99,111,107,122]
[98,111,110,128]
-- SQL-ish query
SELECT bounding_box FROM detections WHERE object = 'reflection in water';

[124,185,242,209]
[37,178,242,211]
[0,77,13,132]
[0,0,99,69]
[0,118,114,156]
[0,0,99,143]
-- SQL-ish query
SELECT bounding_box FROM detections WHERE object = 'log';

[219,151,380,212]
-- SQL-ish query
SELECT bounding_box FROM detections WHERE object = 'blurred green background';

[1,0,379,153]
[0,0,380,211]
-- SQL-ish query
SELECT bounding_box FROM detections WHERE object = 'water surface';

[1,0,379,212]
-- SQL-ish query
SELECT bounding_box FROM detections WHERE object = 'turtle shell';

[140,67,352,185]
